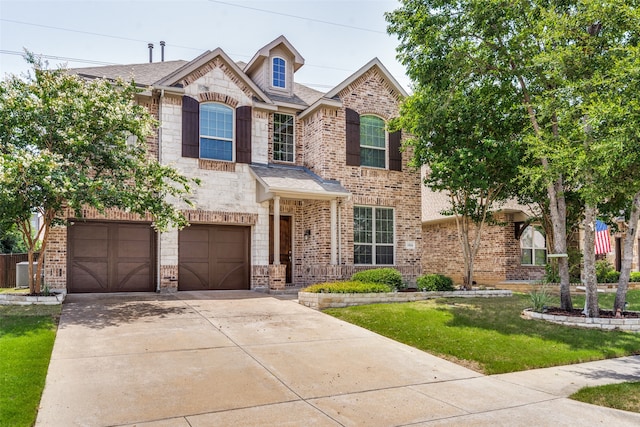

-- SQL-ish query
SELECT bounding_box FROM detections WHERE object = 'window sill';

[198,159,236,172]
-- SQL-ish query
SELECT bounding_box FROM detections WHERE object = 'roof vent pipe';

[160,41,165,62]
[148,43,154,63]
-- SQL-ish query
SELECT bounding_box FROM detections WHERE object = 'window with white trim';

[360,115,386,168]
[272,57,286,89]
[521,226,546,266]
[354,206,394,265]
[200,103,233,161]
[273,113,294,162]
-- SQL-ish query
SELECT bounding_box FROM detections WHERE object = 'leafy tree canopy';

[0,54,198,292]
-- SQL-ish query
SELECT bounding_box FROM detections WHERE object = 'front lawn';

[0,305,60,427]
[571,382,640,413]
[324,292,640,375]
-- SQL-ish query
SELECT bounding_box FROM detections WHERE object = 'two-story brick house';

[44,36,423,293]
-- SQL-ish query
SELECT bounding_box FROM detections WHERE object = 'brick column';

[268,264,286,291]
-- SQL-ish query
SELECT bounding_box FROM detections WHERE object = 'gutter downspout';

[338,199,342,265]
[156,88,164,292]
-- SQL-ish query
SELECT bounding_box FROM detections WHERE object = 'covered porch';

[250,164,350,290]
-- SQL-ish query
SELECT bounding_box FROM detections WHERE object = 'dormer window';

[272,57,286,89]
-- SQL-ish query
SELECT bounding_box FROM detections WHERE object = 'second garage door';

[178,225,250,291]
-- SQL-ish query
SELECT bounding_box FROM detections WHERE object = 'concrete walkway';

[36,291,640,426]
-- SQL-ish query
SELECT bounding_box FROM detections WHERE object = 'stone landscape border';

[298,289,512,310]
[0,292,65,305]
[521,308,640,332]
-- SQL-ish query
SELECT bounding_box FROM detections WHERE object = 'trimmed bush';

[630,272,640,282]
[417,274,455,292]
[596,260,616,283]
[604,270,620,283]
[350,268,403,289]
[302,281,392,294]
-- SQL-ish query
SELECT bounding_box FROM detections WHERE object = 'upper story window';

[360,115,386,168]
[200,103,233,161]
[273,113,294,162]
[354,206,394,265]
[272,57,286,89]
[521,226,546,266]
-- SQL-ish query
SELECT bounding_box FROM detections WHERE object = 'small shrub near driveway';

[417,274,455,291]
[351,268,403,290]
[302,281,392,293]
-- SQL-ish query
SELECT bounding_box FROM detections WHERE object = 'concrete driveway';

[37,291,640,426]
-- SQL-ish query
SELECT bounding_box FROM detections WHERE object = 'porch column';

[273,195,280,265]
[330,199,338,265]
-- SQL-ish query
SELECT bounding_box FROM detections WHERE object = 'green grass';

[570,382,640,413]
[324,292,640,374]
[0,305,60,427]
[570,289,640,311]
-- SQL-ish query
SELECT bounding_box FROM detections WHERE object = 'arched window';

[272,57,286,88]
[521,226,546,266]
[360,115,386,168]
[200,103,233,161]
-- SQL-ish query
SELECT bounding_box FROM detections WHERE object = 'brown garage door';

[67,222,156,293]
[178,225,250,291]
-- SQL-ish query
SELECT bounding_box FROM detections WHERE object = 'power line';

[0,49,117,66]
[206,0,386,34]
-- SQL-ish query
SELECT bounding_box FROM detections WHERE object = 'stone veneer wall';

[422,214,545,285]
[159,66,272,291]
[299,289,512,310]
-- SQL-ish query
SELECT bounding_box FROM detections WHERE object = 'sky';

[0,0,412,93]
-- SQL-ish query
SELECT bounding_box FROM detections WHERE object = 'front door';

[269,215,292,283]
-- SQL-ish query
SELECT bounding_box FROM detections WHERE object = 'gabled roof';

[154,48,272,103]
[298,58,408,120]
[325,57,409,99]
[244,35,305,76]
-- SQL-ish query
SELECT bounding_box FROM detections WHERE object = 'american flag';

[595,220,611,255]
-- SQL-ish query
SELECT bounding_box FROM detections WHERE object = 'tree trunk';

[582,204,599,317]
[615,191,640,311]
[27,247,35,294]
[547,176,572,309]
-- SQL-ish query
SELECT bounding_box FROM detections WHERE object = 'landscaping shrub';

[596,260,617,283]
[630,272,640,282]
[351,268,402,289]
[302,281,392,293]
[604,270,620,283]
[416,273,455,291]
[528,285,556,313]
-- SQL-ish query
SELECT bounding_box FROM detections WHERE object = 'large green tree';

[387,0,640,313]
[393,73,525,289]
[0,55,197,293]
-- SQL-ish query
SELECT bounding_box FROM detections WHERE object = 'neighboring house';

[421,184,546,285]
[44,36,423,293]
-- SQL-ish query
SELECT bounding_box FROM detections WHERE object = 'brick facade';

[45,37,425,293]
[422,213,545,286]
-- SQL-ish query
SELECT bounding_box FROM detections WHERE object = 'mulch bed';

[545,307,640,319]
